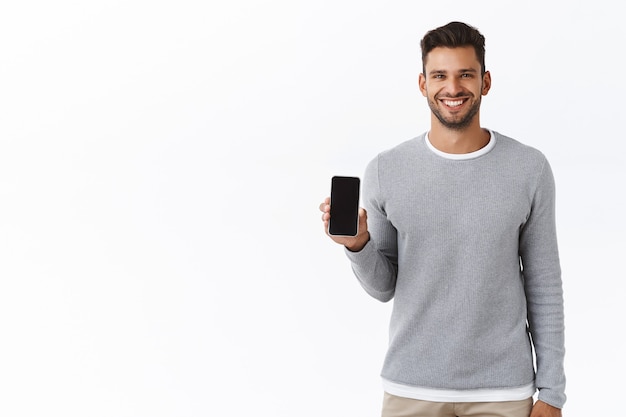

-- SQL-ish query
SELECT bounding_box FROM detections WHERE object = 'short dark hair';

[420,21,486,75]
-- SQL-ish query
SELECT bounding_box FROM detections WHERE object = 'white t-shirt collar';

[425,130,496,160]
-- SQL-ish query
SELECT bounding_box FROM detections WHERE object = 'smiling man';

[320,22,566,417]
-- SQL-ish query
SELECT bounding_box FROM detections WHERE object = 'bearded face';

[419,46,490,132]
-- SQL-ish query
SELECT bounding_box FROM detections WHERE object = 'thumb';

[359,207,368,229]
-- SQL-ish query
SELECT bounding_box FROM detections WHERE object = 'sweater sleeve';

[344,155,398,302]
[519,158,566,408]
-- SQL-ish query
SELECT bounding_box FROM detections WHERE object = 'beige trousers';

[382,392,533,417]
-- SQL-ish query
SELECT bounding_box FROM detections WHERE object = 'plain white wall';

[1,1,624,416]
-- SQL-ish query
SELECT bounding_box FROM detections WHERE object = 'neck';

[428,118,489,154]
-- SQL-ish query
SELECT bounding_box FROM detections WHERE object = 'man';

[319,22,566,417]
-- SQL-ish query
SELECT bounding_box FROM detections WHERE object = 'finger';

[358,208,368,232]
[319,197,330,212]
[359,208,367,222]
[322,219,331,236]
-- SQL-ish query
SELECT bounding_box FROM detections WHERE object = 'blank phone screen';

[329,176,360,236]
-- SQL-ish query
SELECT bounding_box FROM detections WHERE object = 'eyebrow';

[428,68,479,76]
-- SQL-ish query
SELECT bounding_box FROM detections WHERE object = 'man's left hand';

[530,400,562,417]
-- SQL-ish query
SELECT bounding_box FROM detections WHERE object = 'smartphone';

[329,176,360,236]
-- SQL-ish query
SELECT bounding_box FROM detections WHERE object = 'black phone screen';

[329,176,360,236]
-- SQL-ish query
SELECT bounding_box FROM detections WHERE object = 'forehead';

[424,46,481,72]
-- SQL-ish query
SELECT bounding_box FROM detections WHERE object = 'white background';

[1,1,624,416]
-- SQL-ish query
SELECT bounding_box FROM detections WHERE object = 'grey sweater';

[345,131,566,408]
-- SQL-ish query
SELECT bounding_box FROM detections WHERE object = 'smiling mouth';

[441,98,466,108]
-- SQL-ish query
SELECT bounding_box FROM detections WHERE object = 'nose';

[444,77,464,96]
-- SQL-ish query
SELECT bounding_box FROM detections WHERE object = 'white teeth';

[444,100,463,107]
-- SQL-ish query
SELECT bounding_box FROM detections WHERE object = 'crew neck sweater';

[345,130,566,408]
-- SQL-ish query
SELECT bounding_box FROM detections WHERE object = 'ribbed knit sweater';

[345,131,566,408]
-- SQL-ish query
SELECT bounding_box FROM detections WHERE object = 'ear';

[418,73,427,97]
[481,70,492,96]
